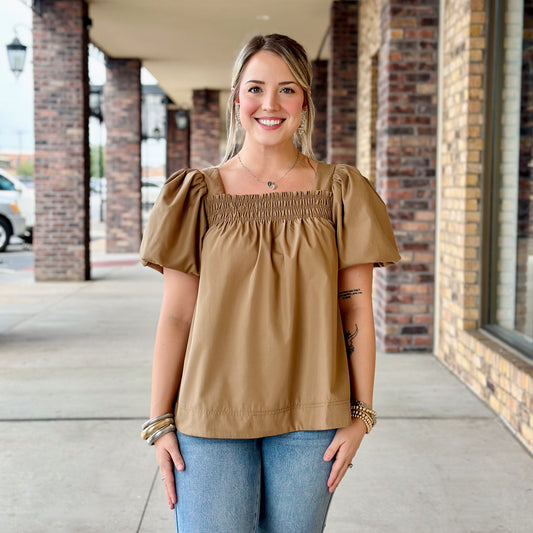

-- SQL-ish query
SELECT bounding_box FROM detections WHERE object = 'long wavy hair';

[222,34,316,162]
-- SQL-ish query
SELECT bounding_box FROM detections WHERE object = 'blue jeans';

[174,429,336,533]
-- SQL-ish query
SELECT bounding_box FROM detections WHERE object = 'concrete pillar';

[312,59,328,162]
[190,89,220,169]
[32,0,90,281]
[103,58,142,253]
[166,109,190,173]
[374,0,439,352]
[327,0,358,164]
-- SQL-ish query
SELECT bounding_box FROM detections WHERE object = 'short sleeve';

[140,169,208,275]
[332,165,401,269]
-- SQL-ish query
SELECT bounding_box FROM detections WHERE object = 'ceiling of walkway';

[87,0,331,107]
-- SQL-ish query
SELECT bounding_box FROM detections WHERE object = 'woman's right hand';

[154,431,185,510]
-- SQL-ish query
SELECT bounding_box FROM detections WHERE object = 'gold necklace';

[237,152,300,190]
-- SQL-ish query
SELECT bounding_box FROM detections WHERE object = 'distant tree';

[16,160,34,177]
[90,145,105,177]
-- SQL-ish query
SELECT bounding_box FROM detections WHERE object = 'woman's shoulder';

[328,163,365,182]
[152,168,211,210]
[165,167,208,185]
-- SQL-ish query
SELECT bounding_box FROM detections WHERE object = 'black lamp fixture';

[174,109,189,130]
[89,85,103,121]
[6,36,27,78]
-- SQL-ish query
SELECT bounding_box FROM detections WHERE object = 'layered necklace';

[237,151,300,190]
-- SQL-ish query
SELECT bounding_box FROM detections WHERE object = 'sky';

[0,0,164,166]
[0,0,34,152]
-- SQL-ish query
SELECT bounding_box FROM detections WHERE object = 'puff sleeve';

[140,169,208,275]
[332,165,401,269]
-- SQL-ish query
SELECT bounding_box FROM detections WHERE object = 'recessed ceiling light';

[256,14,270,21]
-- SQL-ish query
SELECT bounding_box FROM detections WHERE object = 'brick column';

[312,59,328,162]
[374,0,439,352]
[103,58,142,253]
[190,89,220,168]
[32,0,90,281]
[166,109,190,173]
[327,0,358,164]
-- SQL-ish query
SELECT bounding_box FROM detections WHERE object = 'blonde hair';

[222,34,316,162]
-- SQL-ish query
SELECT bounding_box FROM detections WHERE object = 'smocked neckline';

[205,190,333,225]
[207,160,334,197]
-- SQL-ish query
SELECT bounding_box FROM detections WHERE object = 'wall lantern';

[89,85,103,121]
[6,36,27,78]
[175,109,189,130]
[152,126,162,141]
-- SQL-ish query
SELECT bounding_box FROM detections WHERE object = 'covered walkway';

[1,243,532,532]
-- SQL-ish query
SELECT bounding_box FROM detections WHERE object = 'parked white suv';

[0,200,26,252]
[0,169,35,243]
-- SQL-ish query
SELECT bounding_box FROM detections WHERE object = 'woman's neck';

[238,140,300,172]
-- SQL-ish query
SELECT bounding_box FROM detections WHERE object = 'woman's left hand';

[323,418,367,493]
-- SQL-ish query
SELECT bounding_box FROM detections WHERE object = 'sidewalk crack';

[136,466,158,533]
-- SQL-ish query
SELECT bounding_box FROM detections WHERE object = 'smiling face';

[236,50,306,150]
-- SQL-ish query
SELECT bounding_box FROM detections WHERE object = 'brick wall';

[312,59,328,162]
[327,0,358,164]
[167,109,190,174]
[438,0,533,452]
[357,0,381,178]
[103,58,142,253]
[190,89,220,168]
[373,0,439,352]
[32,0,90,281]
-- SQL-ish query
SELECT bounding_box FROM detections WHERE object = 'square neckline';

[207,160,334,198]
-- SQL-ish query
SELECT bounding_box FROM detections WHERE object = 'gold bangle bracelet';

[141,418,174,440]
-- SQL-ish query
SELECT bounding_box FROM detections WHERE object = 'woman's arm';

[338,263,376,408]
[151,267,199,509]
[324,263,375,493]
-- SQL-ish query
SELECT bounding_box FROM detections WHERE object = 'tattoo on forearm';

[338,288,362,300]
[343,322,359,358]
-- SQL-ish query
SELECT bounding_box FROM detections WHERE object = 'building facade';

[356,0,533,451]
[30,0,532,451]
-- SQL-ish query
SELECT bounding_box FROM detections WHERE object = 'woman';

[140,34,400,532]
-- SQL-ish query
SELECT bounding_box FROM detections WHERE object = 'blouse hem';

[175,400,352,439]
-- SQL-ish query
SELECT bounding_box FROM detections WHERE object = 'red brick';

[167,109,190,172]
[327,0,358,164]
[103,58,142,253]
[374,0,438,353]
[191,90,220,168]
[33,0,90,280]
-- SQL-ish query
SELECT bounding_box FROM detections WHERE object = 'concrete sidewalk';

[1,256,532,533]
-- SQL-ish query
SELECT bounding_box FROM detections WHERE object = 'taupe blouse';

[140,162,400,438]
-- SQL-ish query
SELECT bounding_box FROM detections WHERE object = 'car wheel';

[0,217,12,253]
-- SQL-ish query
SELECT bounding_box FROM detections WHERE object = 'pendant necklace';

[237,152,300,190]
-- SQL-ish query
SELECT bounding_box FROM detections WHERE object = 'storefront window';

[486,0,533,357]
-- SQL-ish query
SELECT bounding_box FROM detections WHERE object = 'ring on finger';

[348,463,353,469]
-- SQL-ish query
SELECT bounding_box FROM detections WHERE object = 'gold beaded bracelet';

[350,401,377,434]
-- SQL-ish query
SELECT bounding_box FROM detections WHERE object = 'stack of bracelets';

[350,401,377,434]
[141,413,176,445]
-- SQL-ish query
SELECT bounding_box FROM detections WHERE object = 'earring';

[235,105,241,126]
[298,108,308,134]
